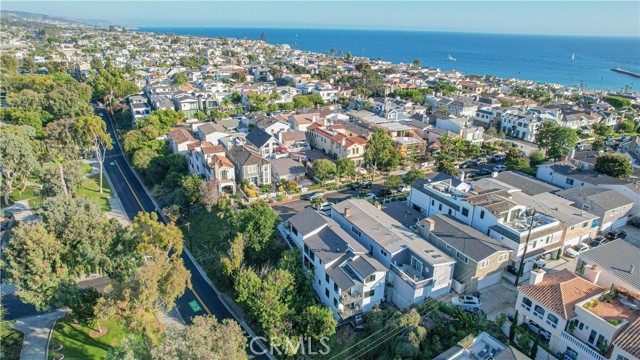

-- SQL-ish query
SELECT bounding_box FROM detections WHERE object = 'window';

[351,226,362,238]
[431,200,435,206]
[480,210,485,219]
[411,256,423,273]
[461,208,469,217]
[325,288,330,298]
[334,283,338,293]
[380,249,388,257]
[616,355,630,360]
[448,209,452,215]
[566,178,574,185]
[366,275,376,283]
[521,297,532,311]
[533,305,545,319]
[456,251,469,264]
[333,298,338,307]
[325,274,330,283]
[365,289,375,298]
[291,226,298,236]
[545,236,551,244]
[446,244,452,250]
[304,244,309,255]
[479,260,489,268]
[498,254,508,262]
[247,165,258,173]
[582,221,588,228]
[546,314,559,329]
[439,204,443,211]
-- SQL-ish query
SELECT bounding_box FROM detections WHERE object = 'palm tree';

[439,134,453,154]
[413,59,421,68]
[453,138,466,160]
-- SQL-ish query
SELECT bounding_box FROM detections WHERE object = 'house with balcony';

[434,116,484,145]
[278,131,309,152]
[500,109,542,142]
[417,215,512,293]
[306,125,367,166]
[186,141,236,194]
[516,269,640,360]
[245,127,280,159]
[330,199,456,309]
[172,92,200,118]
[227,145,271,186]
[556,187,633,232]
[284,208,386,321]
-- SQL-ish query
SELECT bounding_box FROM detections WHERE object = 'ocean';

[139,27,640,91]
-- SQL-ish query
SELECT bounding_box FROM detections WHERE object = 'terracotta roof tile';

[518,269,602,319]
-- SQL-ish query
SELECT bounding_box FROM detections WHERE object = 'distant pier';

[611,68,640,79]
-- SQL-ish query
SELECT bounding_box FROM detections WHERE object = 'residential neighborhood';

[0,6,639,360]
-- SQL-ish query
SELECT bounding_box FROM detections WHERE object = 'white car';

[451,295,481,310]
[397,184,411,193]
[527,320,551,341]
[493,164,508,172]
[534,259,547,269]
[318,202,334,215]
[359,192,377,200]
[564,244,590,258]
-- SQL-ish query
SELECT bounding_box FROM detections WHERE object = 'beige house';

[306,124,367,165]
[418,215,512,293]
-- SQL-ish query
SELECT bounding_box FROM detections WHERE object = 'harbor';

[612,67,640,79]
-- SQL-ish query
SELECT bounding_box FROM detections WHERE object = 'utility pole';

[515,208,536,286]
[184,221,193,252]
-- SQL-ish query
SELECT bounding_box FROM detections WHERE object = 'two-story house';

[172,92,200,118]
[417,215,512,293]
[186,141,236,194]
[245,127,280,159]
[285,208,386,321]
[226,145,271,186]
[306,125,367,166]
[556,187,633,232]
[168,128,198,155]
[330,199,456,309]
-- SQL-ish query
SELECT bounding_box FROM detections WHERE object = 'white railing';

[560,331,607,360]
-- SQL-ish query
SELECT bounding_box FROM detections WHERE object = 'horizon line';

[136,26,639,39]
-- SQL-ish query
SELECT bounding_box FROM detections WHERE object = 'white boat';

[447,54,456,61]
[572,53,575,60]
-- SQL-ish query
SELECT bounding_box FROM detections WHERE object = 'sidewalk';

[11,310,69,360]
[2,200,36,222]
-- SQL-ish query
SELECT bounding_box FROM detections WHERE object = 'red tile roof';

[518,269,602,320]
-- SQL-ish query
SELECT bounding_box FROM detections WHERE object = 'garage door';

[477,271,503,290]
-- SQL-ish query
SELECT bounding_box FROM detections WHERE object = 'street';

[97,106,269,359]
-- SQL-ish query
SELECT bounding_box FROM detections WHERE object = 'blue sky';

[3,1,639,36]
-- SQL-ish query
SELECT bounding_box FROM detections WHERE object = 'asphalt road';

[272,184,384,220]
[97,106,268,359]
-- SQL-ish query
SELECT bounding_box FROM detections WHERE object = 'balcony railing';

[390,263,432,289]
[560,331,607,360]
[340,291,363,305]
[339,306,362,319]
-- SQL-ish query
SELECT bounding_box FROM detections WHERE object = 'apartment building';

[285,208,386,321]
[516,269,640,360]
[330,199,456,309]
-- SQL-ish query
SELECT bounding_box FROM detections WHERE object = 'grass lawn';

[76,174,112,212]
[48,317,128,360]
[0,185,43,208]
[1,321,24,360]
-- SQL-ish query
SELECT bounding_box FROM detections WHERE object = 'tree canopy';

[595,153,633,178]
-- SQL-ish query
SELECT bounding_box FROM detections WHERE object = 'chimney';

[374,201,382,210]
[530,268,546,285]
[631,265,636,275]
[491,171,499,178]
[568,149,576,160]
[344,207,351,217]
[583,265,602,284]
[458,170,465,181]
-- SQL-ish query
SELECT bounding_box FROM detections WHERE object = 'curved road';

[97,106,269,359]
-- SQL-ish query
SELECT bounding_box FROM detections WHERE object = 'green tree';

[364,129,401,178]
[619,120,636,133]
[179,175,204,206]
[592,123,615,137]
[132,212,184,259]
[152,316,247,360]
[44,119,83,195]
[509,310,519,344]
[311,195,327,209]
[296,305,337,340]
[0,133,37,205]
[530,330,540,359]
[107,335,151,360]
[1,54,19,73]
[384,175,403,189]
[172,72,188,86]
[604,96,631,109]
[592,138,605,151]
[76,115,113,193]
[261,31,266,42]
[235,203,280,253]
[412,59,421,68]
[536,122,578,158]
[437,159,459,178]
[403,168,425,185]
[220,233,245,278]
[595,153,633,178]
[231,71,247,84]
[312,159,337,181]
[67,288,101,326]
[528,150,546,167]
[336,158,356,183]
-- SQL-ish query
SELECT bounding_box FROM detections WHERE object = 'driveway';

[11,310,69,360]
[478,282,518,321]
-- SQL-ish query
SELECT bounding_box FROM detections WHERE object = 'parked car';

[491,154,506,162]
[629,217,640,228]
[362,192,377,200]
[478,168,492,176]
[460,160,478,168]
[493,164,508,172]
[527,320,551,341]
[360,180,372,189]
[378,188,398,197]
[564,244,590,258]
[605,229,627,240]
[301,192,324,200]
[477,158,488,166]
[348,182,362,190]
[464,171,479,180]
[452,295,482,310]
[318,202,334,215]
[589,235,609,248]
[397,184,411,193]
